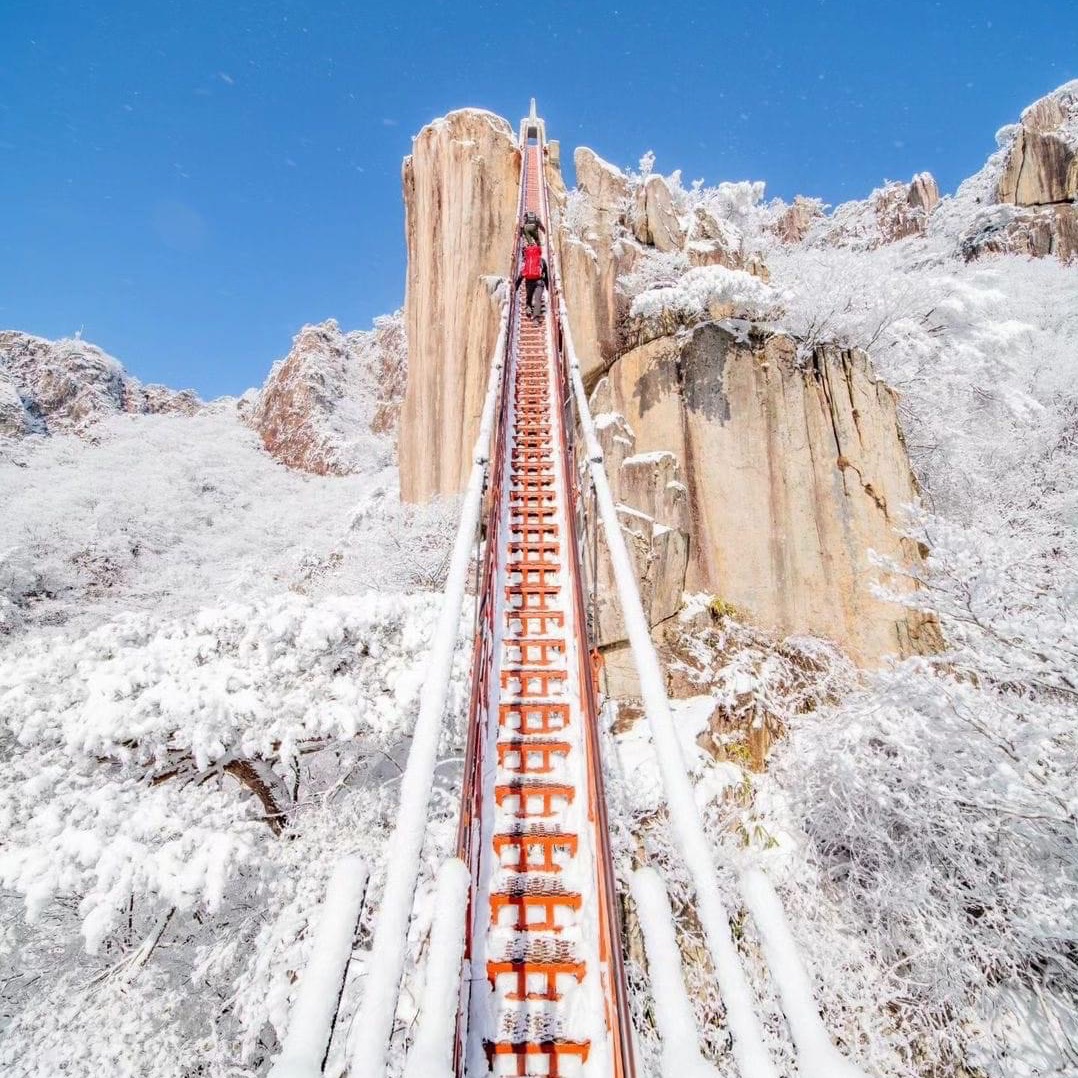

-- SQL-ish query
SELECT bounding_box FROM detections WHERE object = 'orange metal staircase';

[453,126,636,1077]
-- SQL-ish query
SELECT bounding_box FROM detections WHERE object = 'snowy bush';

[618,248,692,298]
[0,590,467,1074]
[774,508,1078,1070]
[630,264,779,323]
[0,409,461,634]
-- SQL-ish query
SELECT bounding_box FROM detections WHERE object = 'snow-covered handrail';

[401,859,471,1078]
[267,857,370,1078]
[739,869,868,1078]
[630,868,720,1078]
[348,303,510,1078]
[557,300,779,1078]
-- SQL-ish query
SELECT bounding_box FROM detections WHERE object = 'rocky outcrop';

[249,317,402,475]
[556,231,640,385]
[772,196,825,244]
[549,149,641,385]
[878,172,940,241]
[600,322,935,663]
[632,174,686,252]
[398,110,520,501]
[961,81,1078,264]
[815,173,941,249]
[574,147,631,236]
[0,331,200,437]
[997,84,1078,206]
[959,203,1078,263]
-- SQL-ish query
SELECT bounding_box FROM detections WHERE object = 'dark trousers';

[524,278,544,312]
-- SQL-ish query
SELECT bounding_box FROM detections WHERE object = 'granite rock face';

[600,323,937,662]
[397,109,521,501]
[961,81,1078,264]
[997,84,1078,206]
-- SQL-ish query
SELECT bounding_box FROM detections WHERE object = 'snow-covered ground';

[0,333,474,1075]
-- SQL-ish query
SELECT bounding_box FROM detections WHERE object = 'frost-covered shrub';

[775,510,1078,1068]
[0,590,466,1074]
[557,187,597,240]
[0,408,459,632]
[630,264,779,323]
[618,248,692,298]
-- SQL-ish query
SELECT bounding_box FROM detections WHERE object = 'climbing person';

[520,210,546,249]
[514,243,549,320]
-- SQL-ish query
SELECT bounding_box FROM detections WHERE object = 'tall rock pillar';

[398,110,521,501]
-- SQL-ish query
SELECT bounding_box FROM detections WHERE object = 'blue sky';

[2,0,1075,397]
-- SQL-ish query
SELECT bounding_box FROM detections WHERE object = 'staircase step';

[495,740,571,776]
[487,956,586,1001]
[492,826,577,870]
[502,637,564,665]
[489,881,582,931]
[494,780,575,819]
[485,1040,590,1077]
[505,611,565,637]
[499,666,567,697]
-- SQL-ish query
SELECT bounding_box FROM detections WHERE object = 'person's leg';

[524,279,537,315]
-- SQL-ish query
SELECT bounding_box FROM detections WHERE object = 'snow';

[268,857,369,1078]
[348,301,509,1077]
[0,407,461,635]
[739,867,867,1078]
[402,858,469,1078]
[630,867,720,1078]
[629,264,777,322]
[622,450,676,466]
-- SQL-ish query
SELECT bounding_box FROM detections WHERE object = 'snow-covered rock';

[996,79,1078,205]
[248,314,404,476]
[946,81,1078,263]
[0,330,200,437]
[771,196,825,244]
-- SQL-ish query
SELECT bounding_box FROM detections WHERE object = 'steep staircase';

[456,129,634,1078]
[276,102,871,1078]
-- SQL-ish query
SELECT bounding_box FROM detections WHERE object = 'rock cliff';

[397,109,520,501]
[538,149,931,662]
[248,316,403,476]
[598,324,933,661]
[0,331,200,437]
[956,81,1078,262]
[393,109,939,662]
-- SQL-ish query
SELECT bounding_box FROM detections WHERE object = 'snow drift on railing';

[630,868,720,1078]
[267,857,369,1078]
[401,859,470,1078]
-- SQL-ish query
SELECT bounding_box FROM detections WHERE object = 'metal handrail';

[539,138,638,1078]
